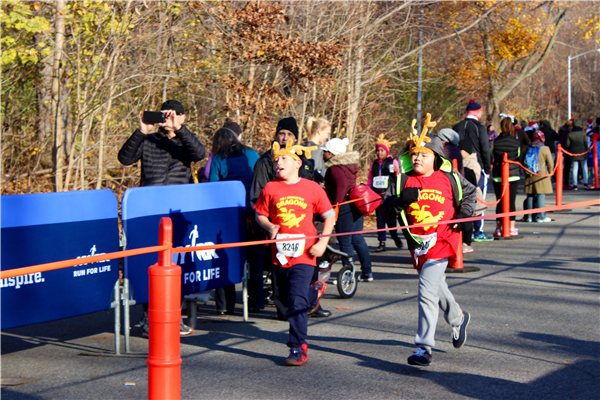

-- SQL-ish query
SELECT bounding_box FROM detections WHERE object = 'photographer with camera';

[118,99,206,186]
[118,99,205,337]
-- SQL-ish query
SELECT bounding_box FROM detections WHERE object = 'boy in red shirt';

[388,115,476,366]
[254,139,335,366]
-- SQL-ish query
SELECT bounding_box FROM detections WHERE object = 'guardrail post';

[147,217,181,400]
[556,144,564,206]
[501,153,510,238]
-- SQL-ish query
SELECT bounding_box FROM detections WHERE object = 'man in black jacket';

[118,99,205,337]
[453,100,492,242]
[118,99,206,186]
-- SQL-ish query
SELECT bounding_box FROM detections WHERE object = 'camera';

[142,111,165,124]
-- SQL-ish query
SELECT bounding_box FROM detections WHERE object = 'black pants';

[493,180,518,221]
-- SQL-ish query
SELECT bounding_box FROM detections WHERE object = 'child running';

[387,114,476,367]
[254,139,335,366]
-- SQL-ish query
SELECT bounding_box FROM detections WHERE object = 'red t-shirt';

[254,178,333,267]
[405,170,459,269]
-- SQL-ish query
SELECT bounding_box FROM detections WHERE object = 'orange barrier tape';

[178,198,600,253]
[476,181,508,207]
[507,159,560,178]
[560,147,591,157]
[0,245,169,279]
[3,198,599,279]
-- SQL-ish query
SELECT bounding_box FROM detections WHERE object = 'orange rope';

[3,199,599,280]
[476,180,508,207]
[507,158,560,178]
[0,245,168,279]
[560,147,591,157]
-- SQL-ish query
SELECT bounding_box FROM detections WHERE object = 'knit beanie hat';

[466,99,482,112]
[533,130,545,143]
[276,117,299,138]
[223,120,242,136]
[322,137,349,156]
[437,128,460,145]
[161,100,185,115]
[375,134,397,155]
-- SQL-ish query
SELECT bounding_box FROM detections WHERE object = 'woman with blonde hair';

[303,117,331,183]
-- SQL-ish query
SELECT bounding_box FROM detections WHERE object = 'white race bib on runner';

[373,176,389,189]
[413,232,438,258]
[276,233,306,258]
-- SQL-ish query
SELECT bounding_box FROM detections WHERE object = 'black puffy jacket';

[118,126,206,186]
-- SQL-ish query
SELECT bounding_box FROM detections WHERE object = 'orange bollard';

[556,145,564,206]
[147,217,182,400]
[593,139,599,189]
[501,153,510,238]
[448,158,464,270]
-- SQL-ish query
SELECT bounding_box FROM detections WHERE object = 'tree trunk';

[52,0,66,191]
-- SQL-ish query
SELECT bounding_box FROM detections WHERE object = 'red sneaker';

[285,343,308,366]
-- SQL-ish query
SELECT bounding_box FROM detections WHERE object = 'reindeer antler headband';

[272,139,317,161]
[375,134,397,154]
[408,113,437,155]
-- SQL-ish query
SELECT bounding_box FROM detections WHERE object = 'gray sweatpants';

[415,258,463,351]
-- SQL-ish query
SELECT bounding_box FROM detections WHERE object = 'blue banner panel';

[121,182,246,304]
[1,190,120,329]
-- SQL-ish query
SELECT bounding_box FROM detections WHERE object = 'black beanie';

[223,120,242,136]
[161,100,185,115]
[276,117,299,138]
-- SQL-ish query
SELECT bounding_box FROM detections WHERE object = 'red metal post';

[147,217,181,400]
[556,145,564,206]
[501,153,510,237]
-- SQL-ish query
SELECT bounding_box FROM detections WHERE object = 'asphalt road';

[2,189,599,400]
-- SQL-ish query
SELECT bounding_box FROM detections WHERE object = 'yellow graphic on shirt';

[408,204,445,231]
[277,207,306,229]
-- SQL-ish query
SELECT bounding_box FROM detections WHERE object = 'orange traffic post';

[147,217,182,400]
[448,158,464,270]
[556,144,564,206]
[501,153,510,238]
[592,139,599,189]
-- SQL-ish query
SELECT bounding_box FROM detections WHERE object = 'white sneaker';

[535,217,552,223]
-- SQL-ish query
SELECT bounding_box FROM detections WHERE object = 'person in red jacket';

[255,139,335,366]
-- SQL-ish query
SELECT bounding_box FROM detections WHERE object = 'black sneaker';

[374,242,386,252]
[452,311,470,348]
[393,236,404,249]
[407,347,432,366]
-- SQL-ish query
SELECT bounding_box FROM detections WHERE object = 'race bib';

[276,233,306,258]
[413,232,438,258]
[373,176,389,189]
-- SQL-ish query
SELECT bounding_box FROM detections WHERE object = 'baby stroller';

[317,242,358,298]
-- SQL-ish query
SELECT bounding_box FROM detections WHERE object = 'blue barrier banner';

[1,190,120,329]
[121,182,246,304]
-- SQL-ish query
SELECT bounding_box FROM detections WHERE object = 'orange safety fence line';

[476,180,508,207]
[506,158,560,178]
[0,245,169,279]
[180,197,600,254]
[3,198,599,280]
[560,147,591,158]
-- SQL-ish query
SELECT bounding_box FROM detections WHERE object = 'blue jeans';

[525,194,546,220]
[335,204,372,275]
[570,159,589,187]
[474,173,488,234]
[274,263,319,347]
[375,204,400,243]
